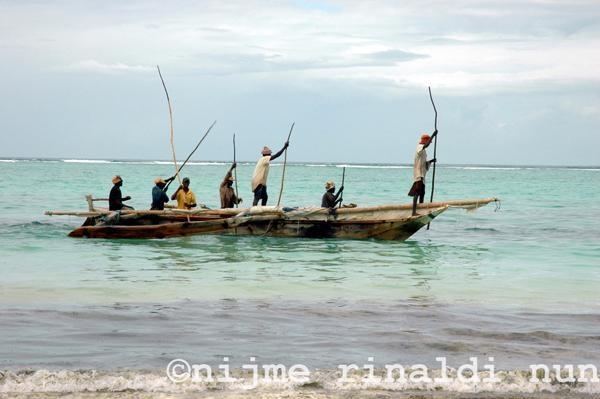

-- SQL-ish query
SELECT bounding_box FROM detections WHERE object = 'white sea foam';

[304,164,410,169]
[446,166,529,170]
[0,159,17,163]
[336,164,411,169]
[62,159,112,164]
[1,368,598,394]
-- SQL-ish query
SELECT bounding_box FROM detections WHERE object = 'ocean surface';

[0,158,599,397]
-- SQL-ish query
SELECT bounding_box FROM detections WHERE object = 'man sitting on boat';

[321,180,344,209]
[251,141,289,206]
[408,131,437,216]
[108,175,133,211]
[171,177,197,209]
[220,163,242,208]
[151,177,174,210]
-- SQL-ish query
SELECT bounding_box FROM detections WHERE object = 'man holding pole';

[171,177,197,209]
[251,141,289,206]
[321,180,344,208]
[220,163,242,208]
[408,130,437,216]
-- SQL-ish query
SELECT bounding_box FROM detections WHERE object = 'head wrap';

[325,180,335,190]
[262,146,272,156]
[420,134,431,144]
[154,177,166,185]
[112,175,122,184]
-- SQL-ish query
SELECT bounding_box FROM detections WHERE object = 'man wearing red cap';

[251,140,289,206]
[408,130,437,215]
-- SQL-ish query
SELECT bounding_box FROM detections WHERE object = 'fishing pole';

[427,86,438,230]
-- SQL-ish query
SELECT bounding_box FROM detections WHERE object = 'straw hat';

[325,180,335,190]
[420,134,431,144]
[154,177,166,185]
[112,175,122,184]
[262,146,272,156]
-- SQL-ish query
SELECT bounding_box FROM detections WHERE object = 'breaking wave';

[1,368,599,395]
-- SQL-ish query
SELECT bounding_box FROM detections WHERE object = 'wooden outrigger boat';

[45,197,498,240]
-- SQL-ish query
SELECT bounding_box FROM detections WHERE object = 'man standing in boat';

[220,163,242,208]
[151,177,174,210]
[171,177,197,209]
[321,180,344,208]
[108,175,133,211]
[409,131,437,216]
[251,141,289,206]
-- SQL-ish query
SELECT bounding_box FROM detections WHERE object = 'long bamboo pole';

[164,120,216,192]
[338,166,346,208]
[276,122,295,207]
[157,66,189,222]
[157,66,182,188]
[427,86,438,230]
[233,134,239,208]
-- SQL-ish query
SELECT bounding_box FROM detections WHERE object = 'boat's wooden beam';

[46,198,498,218]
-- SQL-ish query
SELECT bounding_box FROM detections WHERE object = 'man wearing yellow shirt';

[171,177,197,209]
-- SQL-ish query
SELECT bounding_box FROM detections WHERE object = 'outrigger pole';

[276,122,295,207]
[427,86,438,230]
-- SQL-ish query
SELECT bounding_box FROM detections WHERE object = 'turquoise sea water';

[0,159,599,395]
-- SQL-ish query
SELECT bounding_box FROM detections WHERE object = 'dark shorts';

[408,180,425,198]
[253,184,268,206]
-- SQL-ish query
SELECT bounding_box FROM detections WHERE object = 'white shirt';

[413,144,429,183]
[251,155,271,191]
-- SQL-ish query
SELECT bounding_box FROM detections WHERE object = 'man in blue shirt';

[151,176,175,210]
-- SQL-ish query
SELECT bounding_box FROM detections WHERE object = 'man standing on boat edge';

[251,141,289,206]
[409,131,437,216]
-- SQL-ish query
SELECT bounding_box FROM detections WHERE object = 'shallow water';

[0,159,599,395]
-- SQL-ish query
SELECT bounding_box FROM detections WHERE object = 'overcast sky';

[1,0,599,165]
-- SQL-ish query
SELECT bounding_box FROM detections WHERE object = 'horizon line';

[0,156,599,169]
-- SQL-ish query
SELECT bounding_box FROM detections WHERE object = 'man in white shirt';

[408,130,437,215]
[251,141,289,206]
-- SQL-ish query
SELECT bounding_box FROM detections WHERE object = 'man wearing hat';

[321,180,344,208]
[171,177,197,209]
[108,175,132,211]
[151,176,174,210]
[251,140,289,206]
[408,130,437,215]
[220,163,242,208]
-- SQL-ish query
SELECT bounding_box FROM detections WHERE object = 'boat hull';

[67,207,446,240]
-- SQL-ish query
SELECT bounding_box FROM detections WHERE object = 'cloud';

[60,60,154,74]
[2,0,598,90]
[362,49,428,64]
